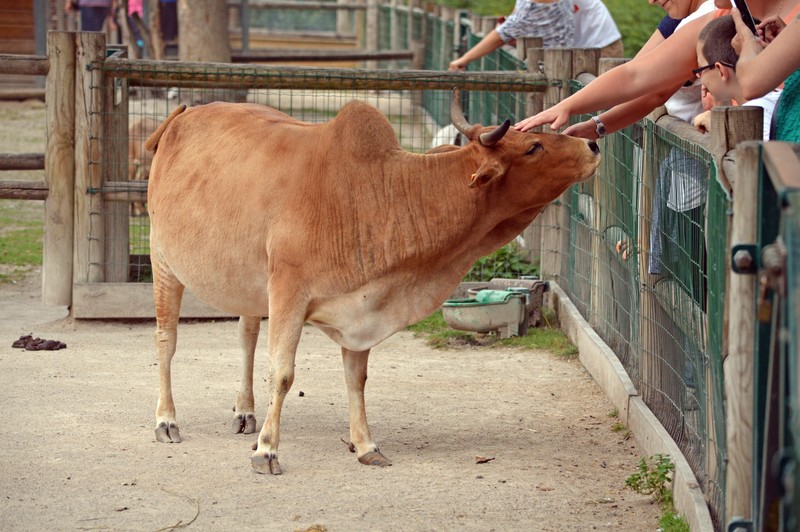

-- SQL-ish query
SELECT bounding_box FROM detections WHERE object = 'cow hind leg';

[152,254,185,443]
[342,348,391,467]
[250,307,305,475]
[231,315,260,434]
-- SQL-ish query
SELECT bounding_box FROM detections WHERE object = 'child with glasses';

[693,14,782,139]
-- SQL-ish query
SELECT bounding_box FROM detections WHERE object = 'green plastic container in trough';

[441,290,527,338]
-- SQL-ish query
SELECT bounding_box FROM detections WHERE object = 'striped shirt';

[495,0,575,48]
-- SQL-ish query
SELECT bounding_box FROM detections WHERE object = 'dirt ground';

[0,99,662,531]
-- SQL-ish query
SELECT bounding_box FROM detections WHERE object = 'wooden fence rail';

[102,58,547,92]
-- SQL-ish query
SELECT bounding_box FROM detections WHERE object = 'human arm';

[560,27,674,139]
[693,110,712,133]
[563,87,680,138]
[733,8,800,101]
[514,12,710,132]
[449,30,505,71]
[755,14,787,43]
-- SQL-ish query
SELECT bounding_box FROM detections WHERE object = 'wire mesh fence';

[93,55,546,285]
[552,80,728,528]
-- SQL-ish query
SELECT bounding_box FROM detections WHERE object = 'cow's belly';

[308,310,403,352]
[153,232,270,317]
[306,277,454,352]
[186,276,270,317]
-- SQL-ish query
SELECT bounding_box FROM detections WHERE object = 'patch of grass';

[626,454,690,531]
[611,420,632,440]
[407,308,578,357]
[497,327,578,357]
[609,407,619,419]
[405,309,450,335]
[129,216,151,255]
[659,511,691,532]
[0,211,43,283]
[0,225,43,266]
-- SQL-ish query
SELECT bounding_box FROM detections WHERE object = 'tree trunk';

[148,0,164,60]
[176,0,235,104]
[178,0,230,63]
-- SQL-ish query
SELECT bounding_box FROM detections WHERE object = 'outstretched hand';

[514,106,571,133]
[563,119,599,140]
[731,8,768,55]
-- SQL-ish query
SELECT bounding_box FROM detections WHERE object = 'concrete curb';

[550,282,714,532]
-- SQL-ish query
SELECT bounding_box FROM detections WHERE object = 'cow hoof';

[230,413,257,434]
[155,421,182,443]
[358,449,392,467]
[251,453,282,475]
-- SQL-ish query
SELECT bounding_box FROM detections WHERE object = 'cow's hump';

[331,101,401,159]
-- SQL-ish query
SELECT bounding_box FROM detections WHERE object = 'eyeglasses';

[692,62,735,78]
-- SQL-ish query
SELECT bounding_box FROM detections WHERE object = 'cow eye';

[525,142,543,156]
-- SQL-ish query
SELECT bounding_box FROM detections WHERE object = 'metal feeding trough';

[441,289,528,339]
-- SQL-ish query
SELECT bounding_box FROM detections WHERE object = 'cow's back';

[146,101,401,317]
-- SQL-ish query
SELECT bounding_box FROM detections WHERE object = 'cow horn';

[450,87,473,136]
[479,119,511,147]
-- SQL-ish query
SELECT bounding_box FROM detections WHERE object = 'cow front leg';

[250,311,304,475]
[342,348,391,467]
[231,316,260,434]
[152,254,185,443]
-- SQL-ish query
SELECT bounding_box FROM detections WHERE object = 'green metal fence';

[550,79,728,528]
[744,142,800,531]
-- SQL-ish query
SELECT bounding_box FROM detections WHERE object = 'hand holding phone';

[731,0,759,35]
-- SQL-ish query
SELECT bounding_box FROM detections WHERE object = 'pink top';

[128,0,143,16]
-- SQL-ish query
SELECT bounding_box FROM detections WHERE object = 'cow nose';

[587,140,600,155]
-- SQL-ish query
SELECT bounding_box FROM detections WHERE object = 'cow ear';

[468,159,506,188]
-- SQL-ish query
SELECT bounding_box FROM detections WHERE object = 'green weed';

[463,242,537,282]
[626,454,690,531]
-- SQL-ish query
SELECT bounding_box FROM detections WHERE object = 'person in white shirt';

[572,0,624,57]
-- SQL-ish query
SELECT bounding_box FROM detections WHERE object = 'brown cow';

[128,116,161,216]
[146,90,600,475]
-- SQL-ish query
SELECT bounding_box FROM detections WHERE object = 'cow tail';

[145,104,187,153]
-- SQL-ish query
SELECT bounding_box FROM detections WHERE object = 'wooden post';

[365,0,379,70]
[407,0,417,49]
[43,31,76,307]
[389,0,400,69]
[519,39,545,268]
[588,58,621,331]
[539,48,573,282]
[337,0,353,35]
[451,5,461,53]
[479,16,495,35]
[637,106,668,407]
[439,5,453,68]
[725,141,759,523]
[572,48,600,78]
[73,32,106,285]
[717,107,761,523]
[104,47,130,283]
[522,39,544,119]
